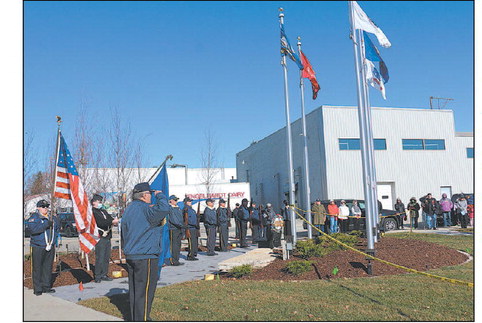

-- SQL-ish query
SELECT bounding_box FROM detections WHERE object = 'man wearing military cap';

[121,182,169,321]
[25,199,59,296]
[238,198,250,248]
[216,198,231,252]
[182,197,199,261]
[91,194,119,283]
[168,195,184,266]
[203,198,218,256]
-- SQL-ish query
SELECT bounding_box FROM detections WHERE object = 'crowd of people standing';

[395,193,473,230]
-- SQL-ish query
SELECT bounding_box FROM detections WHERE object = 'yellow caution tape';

[289,206,473,288]
[291,204,406,218]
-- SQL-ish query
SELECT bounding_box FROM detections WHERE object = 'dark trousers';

[271,230,282,248]
[187,228,198,258]
[459,212,469,228]
[169,228,182,265]
[284,220,292,238]
[126,258,159,322]
[205,225,217,254]
[31,246,55,293]
[251,223,260,242]
[352,217,361,231]
[240,220,248,247]
[218,223,229,251]
[339,219,348,233]
[94,237,111,279]
[235,219,241,239]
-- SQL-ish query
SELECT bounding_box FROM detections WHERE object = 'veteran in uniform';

[238,198,250,248]
[26,199,59,296]
[216,198,231,252]
[203,198,218,256]
[183,197,199,261]
[121,182,169,321]
[168,195,184,266]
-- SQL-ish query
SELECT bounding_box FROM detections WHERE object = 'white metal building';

[25,167,249,215]
[236,105,473,211]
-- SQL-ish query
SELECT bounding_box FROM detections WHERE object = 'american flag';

[54,133,99,253]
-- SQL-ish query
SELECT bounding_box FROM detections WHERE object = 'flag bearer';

[203,198,218,256]
[26,199,59,296]
[183,197,199,261]
[216,199,231,252]
[92,194,119,283]
[168,195,184,266]
[121,182,169,322]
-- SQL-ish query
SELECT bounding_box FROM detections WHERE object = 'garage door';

[377,183,393,210]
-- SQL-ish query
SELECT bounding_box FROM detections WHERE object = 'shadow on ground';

[107,290,130,321]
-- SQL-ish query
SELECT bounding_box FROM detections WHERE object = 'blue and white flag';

[363,31,389,99]
[352,1,391,48]
[149,164,171,275]
[280,23,303,69]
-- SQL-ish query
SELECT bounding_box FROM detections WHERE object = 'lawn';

[80,233,474,321]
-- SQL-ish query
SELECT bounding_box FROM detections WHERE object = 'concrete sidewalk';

[23,287,122,321]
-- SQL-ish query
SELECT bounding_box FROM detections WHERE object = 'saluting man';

[92,194,119,283]
[216,199,231,252]
[26,199,59,296]
[168,195,184,266]
[121,182,169,322]
[203,198,218,256]
[183,197,199,261]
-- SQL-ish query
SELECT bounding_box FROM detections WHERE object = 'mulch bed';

[225,237,469,281]
[24,237,469,288]
[23,250,129,289]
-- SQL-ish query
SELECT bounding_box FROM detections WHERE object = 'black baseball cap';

[219,198,226,204]
[183,197,192,203]
[91,194,103,203]
[206,198,214,203]
[133,182,154,193]
[169,195,179,201]
[36,199,50,208]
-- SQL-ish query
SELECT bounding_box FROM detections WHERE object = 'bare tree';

[73,108,96,194]
[108,107,135,209]
[200,128,220,197]
[24,131,38,214]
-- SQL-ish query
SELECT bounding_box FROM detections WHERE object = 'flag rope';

[289,206,473,288]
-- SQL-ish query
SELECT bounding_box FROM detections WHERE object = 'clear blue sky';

[24,1,474,171]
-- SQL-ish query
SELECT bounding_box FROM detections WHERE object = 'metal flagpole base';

[365,249,375,275]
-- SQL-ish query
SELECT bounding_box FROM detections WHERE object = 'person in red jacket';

[327,200,339,234]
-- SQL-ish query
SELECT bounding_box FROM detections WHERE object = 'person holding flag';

[26,199,59,296]
[121,182,169,322]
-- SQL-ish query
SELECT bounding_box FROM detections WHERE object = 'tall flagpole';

[348,1,375,262]
[297,36,312,239]
[51,116,62,262]
[51,116,62,217]
[359,29,380,242]
[279,8,297,242]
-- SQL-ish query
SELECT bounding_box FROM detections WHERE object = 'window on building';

[402,139,446,150]
[424,139,445,150]
[467,148,474,158]
[339,138,386,150]
[374,139,387,150]
[339,139,360,150]
[402,139,424,150]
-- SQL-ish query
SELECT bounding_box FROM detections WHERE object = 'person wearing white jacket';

[338,200,350,233]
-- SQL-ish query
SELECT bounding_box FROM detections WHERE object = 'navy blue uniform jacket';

[26,211,59,248]
[168,205,184,230]
[121,192,169,260]
[203,207,217,227]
